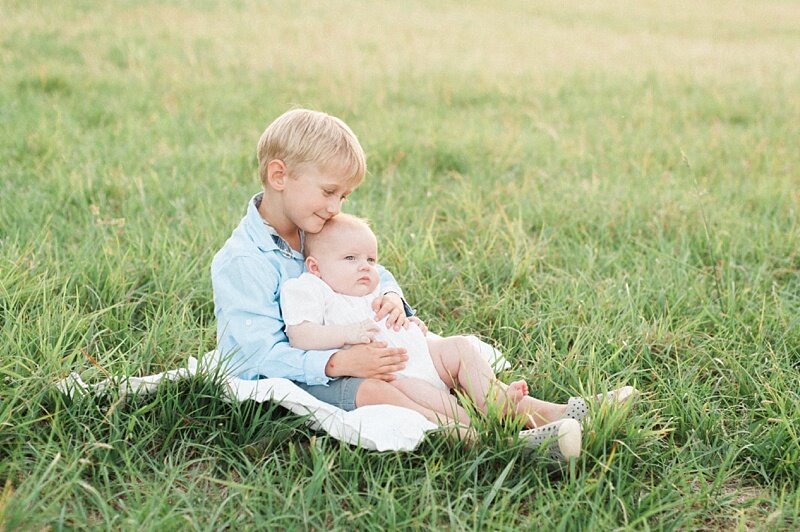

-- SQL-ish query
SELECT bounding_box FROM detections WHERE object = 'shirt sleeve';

[377,264,402,297]
[377,264,415,317]
[280,276,325,326]
[212,256,335,385]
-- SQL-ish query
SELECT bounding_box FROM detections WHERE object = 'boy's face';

[307,224,379,297]
[281,161,355,234]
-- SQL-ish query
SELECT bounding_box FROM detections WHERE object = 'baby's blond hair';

[304,213,374,258]
[257,109,366,187]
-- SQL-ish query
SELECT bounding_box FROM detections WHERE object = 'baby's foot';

[506,380,528,401]
[496,380,528,416]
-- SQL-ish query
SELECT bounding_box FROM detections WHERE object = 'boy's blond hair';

[304,213,374,258]
[257,109,367,187]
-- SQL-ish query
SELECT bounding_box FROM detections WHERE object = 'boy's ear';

[266,159,288,191]
[305,256,321,277]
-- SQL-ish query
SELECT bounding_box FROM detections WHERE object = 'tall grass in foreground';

[2,0,799,528]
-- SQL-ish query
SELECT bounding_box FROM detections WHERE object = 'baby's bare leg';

[356,379,474,442]
[355,378,461,426]
[391,377,471,425]
[427,335,567,427]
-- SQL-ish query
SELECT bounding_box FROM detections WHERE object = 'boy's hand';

[325,342,408,381]
[342,320,380,345]
[409,316,428,336]
[372,292,405,331]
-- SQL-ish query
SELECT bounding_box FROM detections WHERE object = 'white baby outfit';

[280,273,448,391]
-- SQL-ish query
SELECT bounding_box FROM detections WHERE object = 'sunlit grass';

[2,0,799,528]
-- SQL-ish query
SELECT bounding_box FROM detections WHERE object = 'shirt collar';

[246,192,305,259]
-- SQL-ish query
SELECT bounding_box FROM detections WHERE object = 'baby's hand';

[343,320,380,345]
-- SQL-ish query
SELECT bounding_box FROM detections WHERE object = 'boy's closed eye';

[322,188,348,201]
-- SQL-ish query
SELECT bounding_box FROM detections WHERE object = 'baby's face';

[309,224,379,297]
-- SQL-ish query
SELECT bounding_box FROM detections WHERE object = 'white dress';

[280,273,448,391]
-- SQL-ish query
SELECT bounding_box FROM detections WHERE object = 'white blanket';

[56,335,509,452]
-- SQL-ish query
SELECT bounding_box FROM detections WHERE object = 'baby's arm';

[375,265,414,329]
[281,275,381,350]
[286,320,379,350]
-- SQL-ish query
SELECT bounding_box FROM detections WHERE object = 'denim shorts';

[295,377,366,411]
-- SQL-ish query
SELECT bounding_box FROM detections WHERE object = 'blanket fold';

[56,335,508,452]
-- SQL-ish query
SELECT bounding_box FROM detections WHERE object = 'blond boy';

[212,109,416,414]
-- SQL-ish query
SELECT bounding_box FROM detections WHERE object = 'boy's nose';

[326,199,341,215]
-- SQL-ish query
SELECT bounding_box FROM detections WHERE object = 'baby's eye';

[344,255,355,261]
[322,189,335,197]
[367,258,376,264]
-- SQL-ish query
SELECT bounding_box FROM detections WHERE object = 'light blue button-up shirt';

[211,193,404,384]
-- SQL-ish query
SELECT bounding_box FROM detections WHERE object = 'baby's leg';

[427,335,567,427]
[355,378,461,426]
[391,377,471,426]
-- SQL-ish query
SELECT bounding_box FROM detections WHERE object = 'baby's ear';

[305,256,321,276]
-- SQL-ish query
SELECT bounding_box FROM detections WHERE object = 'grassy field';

[2,0,799,528]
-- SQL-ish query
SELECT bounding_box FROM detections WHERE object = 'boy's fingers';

[384,309,399,328]
[378,347,406,357]
[392,310,403,331]
[375,355,405,367]
[372,361,405,376]
[385,355,407,365]
[372,298,390,320]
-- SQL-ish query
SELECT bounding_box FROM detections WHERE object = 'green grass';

[2,0,799,529]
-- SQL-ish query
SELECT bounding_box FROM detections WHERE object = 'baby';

[281,214,461,396]
[280,214,590,458]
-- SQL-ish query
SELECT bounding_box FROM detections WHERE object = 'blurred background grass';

[1,0,799,528]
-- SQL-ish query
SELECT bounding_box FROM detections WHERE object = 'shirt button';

[245,319,252,326]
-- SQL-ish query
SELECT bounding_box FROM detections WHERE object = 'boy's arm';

[376,265,415,329]
[212,256,336,384]
[377,264,403,299]
[286,320,379,350]
[213,256,407,383]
